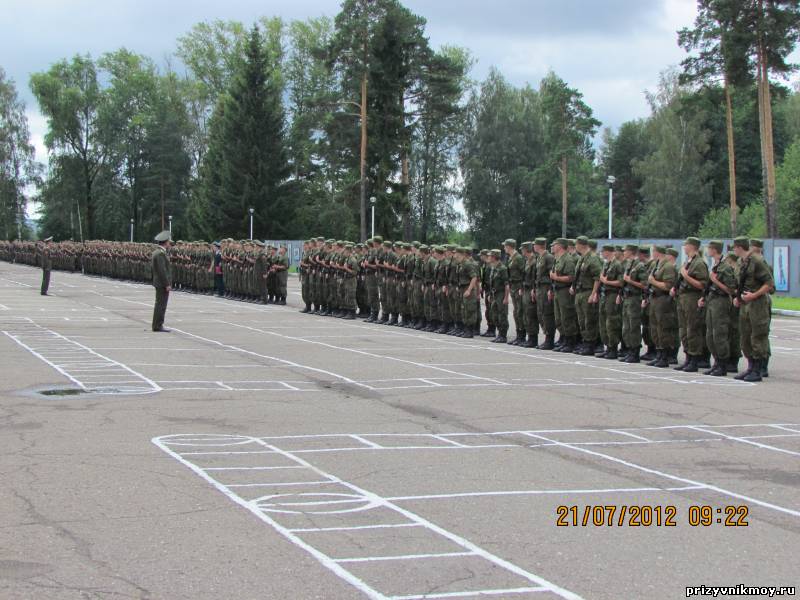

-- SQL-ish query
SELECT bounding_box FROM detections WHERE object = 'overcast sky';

[0,0,786,165]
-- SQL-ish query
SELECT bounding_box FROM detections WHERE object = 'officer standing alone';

[152,231,172,332]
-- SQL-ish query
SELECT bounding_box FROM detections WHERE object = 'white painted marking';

[385,485,705,502]
[350,435,384,449]
[391,588,549,599]
[334,552,476,563]
[288,523,424,533]
[607,429,650,442]
[522,432,800,519]
[688,426,800,458]
[227,481,331,488]
[771,425,800,434]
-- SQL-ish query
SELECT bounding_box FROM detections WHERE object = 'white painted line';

[522,432,800,519]
[227,481,331,488]
[350,435,384,449]
[391,588,549,599]
[203,466,304,471]
[288,523,424,533]
[385,485,705,502]
[418,378,444,387]
[432,435,469,448]
[3,331,86,390]
[152,436,389,600]
[334,552,476,564]
[180,451,276,456]
[607,429,651,442]
[688,426,800,458]
[771,425,800,434]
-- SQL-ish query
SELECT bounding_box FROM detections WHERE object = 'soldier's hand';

[531,291,536,302]
[547,290,553,302]
[641,299,647,309]
[616,294,622,305]
[742,291,756,303]
[698,298,705,308]
[733,297,740,308]
[589,292,598,304]
[463,290,470,298]
[669,287,676,298]
[569,287,575,296]
[503,297,509,305]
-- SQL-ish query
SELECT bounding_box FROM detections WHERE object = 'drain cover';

[38,388,88,397]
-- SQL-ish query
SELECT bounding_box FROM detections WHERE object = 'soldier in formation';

[1,234,777,381]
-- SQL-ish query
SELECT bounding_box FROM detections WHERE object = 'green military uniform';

[504,240,526,345]
[703,241,736,376]
[151,231,172,332]
[674,238,709,372]
[551,239,578,352]
[534,239,556,349]
[598,245,623,359]
[620,245,648,362]
[38,237,53,295]
[521,242,539,348]
[573,238,602,355]
[648,248,679,368]
[488,250,509,342]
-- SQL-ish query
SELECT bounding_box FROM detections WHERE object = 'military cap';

[750,238,764,248]
[325,238,335,244]
[154,230,171,243]
[638,245,650,254]
[490,249,502,258]
[602,244,615,252]
[665,248,679,258]
[479,249,489,256]
[654,244,666,254]
[315,236,325,242]
[254,240,265,247]
[588,239,598,250]
[412,241,421,248]
[356,243,365,249]
[393,241,402,248]
[213,241,221,247]
[553,238,568,247]
[614,244,624,252]
[624,243,638,252]
[419,244,429,252]
[683,236,701,248]
[382,241,392,248]
[708,240,724,252]
[345,243,354,249]
[42,236,53,242]
[534,237,548,246]
[733,236,750,249]
[446,244,457,251]
[372,235,383,244]
[503,238,517,248]
[521,241,534,251]
[567,239,576,246]
[575,235,589,246]
[434,245,445,253]
[726,251,738,260]
[457,246,470,254]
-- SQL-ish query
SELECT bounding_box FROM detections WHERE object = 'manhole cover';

[39,388,88,397]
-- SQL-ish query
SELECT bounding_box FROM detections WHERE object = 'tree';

[539,71,600,237]
[197,25,290,239]
[776,137,800,236]
[30,55,109,239]
[0,68,39,240]
[633,70,714,237]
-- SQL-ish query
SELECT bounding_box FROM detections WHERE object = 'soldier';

[423,245,439,331]
[671,237,709,372]
[38,236,54,296]
[639,246,658,361]
[434,246,451,334]
[151,231,172,333]
[619,244,647,363]
[698,240,736,376]
[749,239,772,377]
[487,249,510,343]
[456,247,479,338]
[479,250,494,337]
[571,237,602,356]
[732,237,773,382]
[534,238,556,350]
[725,250,741,373]
[598,244,623,359]
[339,243,359,319]
[647,248,680,367]
[550,238,578,353]
[274,245,289,305]
[504,240,525,345]
[520,241,539,348]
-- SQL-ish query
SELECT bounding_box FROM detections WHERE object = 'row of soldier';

[299,235,774,383]
[1,239,291,305]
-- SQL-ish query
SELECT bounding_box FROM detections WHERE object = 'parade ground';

[1,261,799,600]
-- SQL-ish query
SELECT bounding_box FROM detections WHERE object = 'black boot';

[734,359,754,380]
[726,358,739,374]
[743,358,763,382]
[595,344,607,357]
[762,357,769,378]
[481,327,496,338]
[709,360,727,377]
[344,310,356,320]
[618,349,630,362]
[647,350,662,367]
[579,341,595,356]
[554,334,564,349]
[604,347,618,360]
[436,322,449,334]
[653,350,669,368]
[641,346,656,362]
[538,334,555,351]
[414,319,426,330]
[461,325,474,339]
[682,356,699,373]
[668,347,679,365]
[560,336,575,353]
[673,355,690,371]
[624,347,640,363]
[301,303,311,313]
[389,314,398,326]
[697,354,711,369]
[494,330,507,343]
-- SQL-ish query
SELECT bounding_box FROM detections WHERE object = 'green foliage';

[697,202,766,238]
[0,67,39,240]
[776,138,800,237]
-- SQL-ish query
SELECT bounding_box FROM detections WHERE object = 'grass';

[773,296,800,311]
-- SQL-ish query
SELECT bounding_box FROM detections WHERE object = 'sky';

[0,0,705,166]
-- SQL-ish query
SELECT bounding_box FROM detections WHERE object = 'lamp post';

[168,215,172,235]
[606,175,616,240]
[129,218,134,242]
[249,208,254,241]
[370,196,376,239]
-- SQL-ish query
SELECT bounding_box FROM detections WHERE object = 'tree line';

[1,0,800,245]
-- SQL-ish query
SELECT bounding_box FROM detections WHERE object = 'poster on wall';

[773,246,789,292]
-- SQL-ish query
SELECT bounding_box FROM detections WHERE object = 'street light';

[370,196,376,239]
[249,208,254,241]
[168,215,172,235]
[130,218,134,242]
[606,175,616,240]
